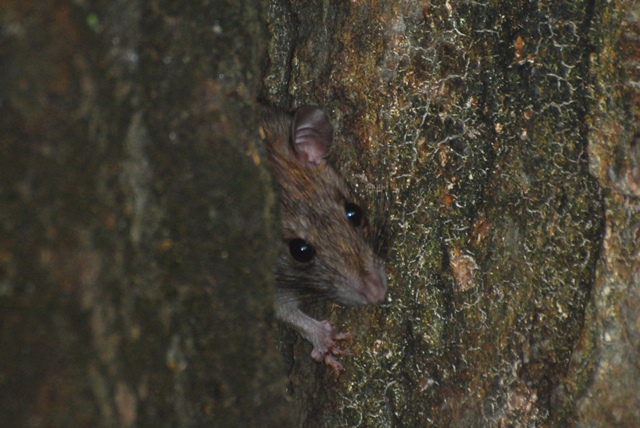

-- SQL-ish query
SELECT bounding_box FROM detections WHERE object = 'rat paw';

[309,320,354,371]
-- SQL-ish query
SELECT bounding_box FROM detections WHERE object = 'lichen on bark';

[1,0,639,426]
[263,0,611,426]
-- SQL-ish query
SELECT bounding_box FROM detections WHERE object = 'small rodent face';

[262,106,387,307]
[280,164,386,306]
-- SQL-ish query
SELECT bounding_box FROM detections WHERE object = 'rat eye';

[289,238,316,263]
[345,202,363,227]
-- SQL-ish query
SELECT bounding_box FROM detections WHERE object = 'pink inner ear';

[291,106,334,167]
[293,140,325,166]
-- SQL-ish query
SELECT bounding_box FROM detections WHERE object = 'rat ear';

[290,105,334,167]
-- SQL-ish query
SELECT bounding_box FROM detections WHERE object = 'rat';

[260,105,388,371]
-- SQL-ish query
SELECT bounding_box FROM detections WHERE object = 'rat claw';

[331,346,354,357]
[333,332,354,341]
[311,343,352,361]
[324,354,344,372]
[307,321,356,371]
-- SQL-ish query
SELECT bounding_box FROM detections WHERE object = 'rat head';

[262,105,387,307]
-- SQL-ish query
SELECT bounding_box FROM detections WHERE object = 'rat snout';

[361,268,388,304]
[337,262,388,307]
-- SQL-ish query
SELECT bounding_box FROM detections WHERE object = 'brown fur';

[260,106,387,370]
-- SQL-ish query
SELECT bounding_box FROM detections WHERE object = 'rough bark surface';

[1,0,293,426]
[1,0,638,427]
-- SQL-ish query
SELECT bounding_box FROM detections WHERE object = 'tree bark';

[1,0,638,427]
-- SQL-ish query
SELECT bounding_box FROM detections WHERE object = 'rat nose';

[361,270,388,304]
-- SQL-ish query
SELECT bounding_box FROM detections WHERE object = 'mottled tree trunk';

[1,0,638,427]
[1,1,291,426]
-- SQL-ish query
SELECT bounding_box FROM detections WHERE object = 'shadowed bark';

[1,0,638,427]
